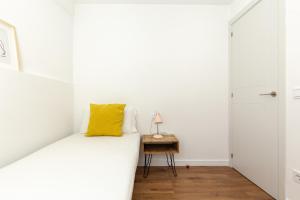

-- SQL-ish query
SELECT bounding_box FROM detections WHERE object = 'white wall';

[0,0,74,168]
[54,0,75,15]
[286,1,300,199]
[74,4,230,166]
[0,0,73,82]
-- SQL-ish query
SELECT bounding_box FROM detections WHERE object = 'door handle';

[260,91,277,97]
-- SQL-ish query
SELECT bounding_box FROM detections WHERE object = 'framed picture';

[0,19,20,71]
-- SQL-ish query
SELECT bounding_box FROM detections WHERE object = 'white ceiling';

[54,0,233,15]
[74,0,233,4]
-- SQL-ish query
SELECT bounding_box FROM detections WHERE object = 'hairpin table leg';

[166,153,177,177]
[143,154,152,178]
[166,153,172,167]
[166,153,177,176]
[170,153,177,176]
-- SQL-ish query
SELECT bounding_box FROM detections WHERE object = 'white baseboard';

[138,158,229,167]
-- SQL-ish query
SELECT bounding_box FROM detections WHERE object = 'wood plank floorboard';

[132,167,275,200]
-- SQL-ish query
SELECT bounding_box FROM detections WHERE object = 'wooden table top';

[142,134,178,144]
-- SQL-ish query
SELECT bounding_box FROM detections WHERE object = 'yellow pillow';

[86,104,126,137]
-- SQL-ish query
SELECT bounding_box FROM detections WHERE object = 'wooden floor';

[132,167,274,200]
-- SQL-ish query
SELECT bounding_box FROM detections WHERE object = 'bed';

[0,133,140,200]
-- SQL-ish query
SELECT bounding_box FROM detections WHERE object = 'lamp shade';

[154,113,163,124]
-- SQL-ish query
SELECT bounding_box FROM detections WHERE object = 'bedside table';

[142,134,179,178]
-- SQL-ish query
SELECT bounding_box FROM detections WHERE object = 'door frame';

[228,0,286,199]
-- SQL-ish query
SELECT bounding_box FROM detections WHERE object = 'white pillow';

[79,105,138,134]
[123,106,138,134]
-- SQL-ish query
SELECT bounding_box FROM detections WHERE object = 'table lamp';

[153,112,163,139]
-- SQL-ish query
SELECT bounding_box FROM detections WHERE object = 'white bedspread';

[0,133,140,200]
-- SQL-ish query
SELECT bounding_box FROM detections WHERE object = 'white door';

[231,0,278,198]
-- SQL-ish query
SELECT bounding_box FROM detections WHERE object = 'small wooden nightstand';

[142,134,179,178]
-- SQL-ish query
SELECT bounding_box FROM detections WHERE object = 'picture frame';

[0,19,20,71]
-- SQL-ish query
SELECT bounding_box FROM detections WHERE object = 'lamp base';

[153,134,163,139]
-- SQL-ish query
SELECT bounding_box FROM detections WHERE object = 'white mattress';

[0,133,140,200]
